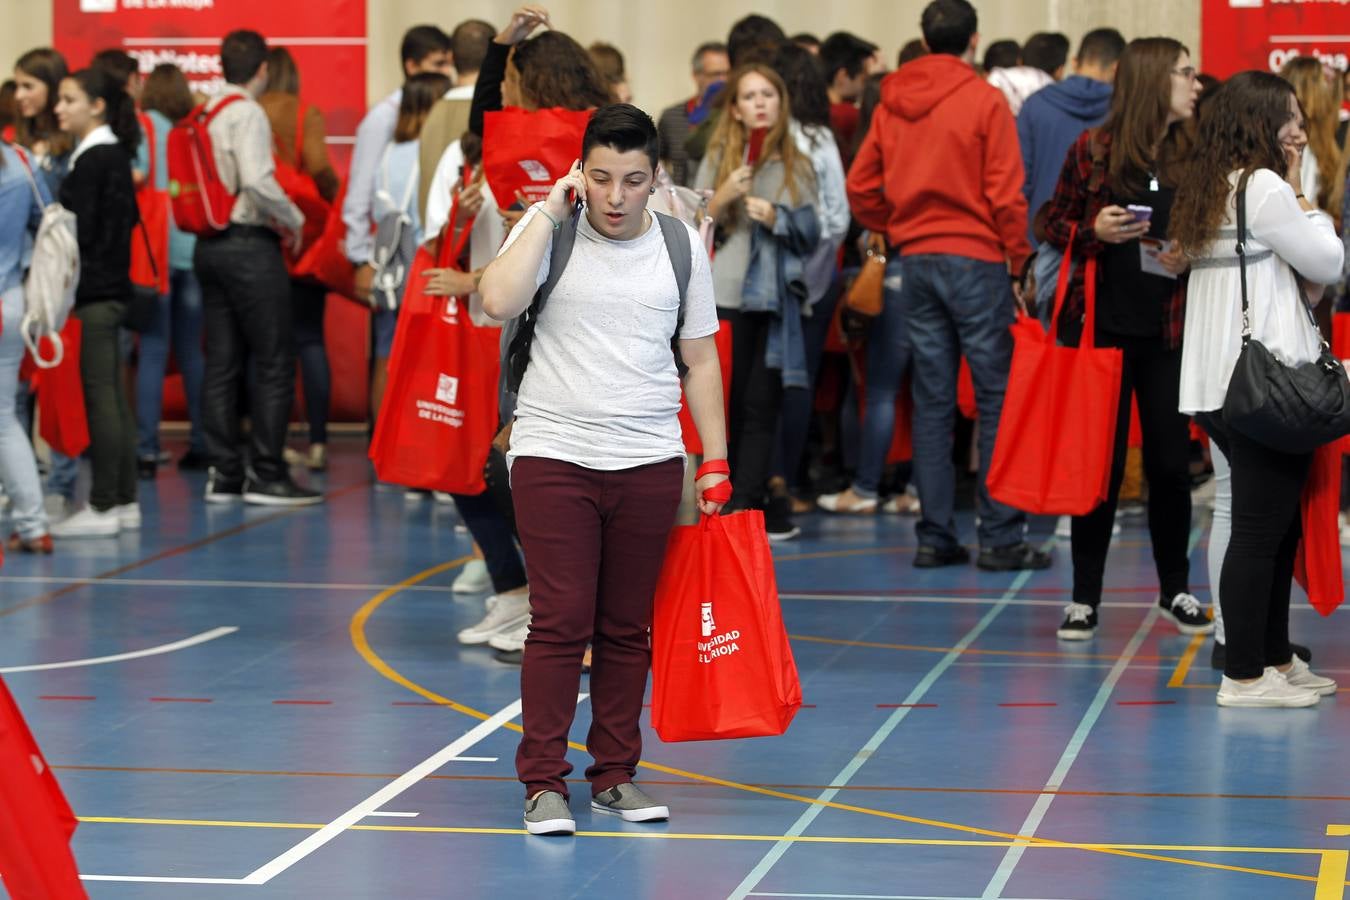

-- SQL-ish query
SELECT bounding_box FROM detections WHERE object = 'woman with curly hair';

[1171,71,1344,707]
[1279,56,1348,222]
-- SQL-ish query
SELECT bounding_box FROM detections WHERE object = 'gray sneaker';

[591,783,669,823]
[524,791,575,835]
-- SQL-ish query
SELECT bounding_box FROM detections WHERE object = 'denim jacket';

[742,202,820,388]
[0,146,51,293]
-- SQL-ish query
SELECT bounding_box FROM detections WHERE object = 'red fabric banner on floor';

[0,677,85,899]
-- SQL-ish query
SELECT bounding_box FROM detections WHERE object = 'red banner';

[53,0,372,422]
[1201,0,1350,79]
[53,0,365,171]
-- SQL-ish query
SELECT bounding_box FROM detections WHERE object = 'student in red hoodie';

[847,0,1049,572]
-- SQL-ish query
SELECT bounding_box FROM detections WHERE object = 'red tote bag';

[986,229,1122,516]
[368,217,498,494]
[482,108,592,207]
[34,320,90,458]
[289,180,358,303]
[275,102,332,259]
[651,510,802,742]
[131,112,170,295]
[1294,442,1344,616]
[0,677,86,900]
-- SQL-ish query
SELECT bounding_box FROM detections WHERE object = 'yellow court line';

[349,562,1320,886]
[1330,826,1350,837]
[1318,851,1349,900]
[72,816,1330,854]
[1168,634,1207,688]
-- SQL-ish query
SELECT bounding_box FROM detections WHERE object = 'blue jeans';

[0,285,48,538]
[136,267,206,459]
[901,254,1025,550]
[852,256,911,498]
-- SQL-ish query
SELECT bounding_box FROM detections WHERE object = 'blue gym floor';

[4,438,1349,899]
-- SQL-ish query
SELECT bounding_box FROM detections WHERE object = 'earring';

[649,187,657,194]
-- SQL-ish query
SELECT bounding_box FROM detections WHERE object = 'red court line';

[0,482,365,620]
[149,697,213,703]
[783,585,1207,597]
[998,702,1059,708]
[40,695,95,701]
[272,700,333,706]
[876,703,939,709]
[1117,700,1177,706]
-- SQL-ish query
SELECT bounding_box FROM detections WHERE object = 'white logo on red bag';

[441,296,459,324]
[700,602,715,637]
[79,0,117,11]
[697,600,741,664]
[518,160,551,181]
[435,374,460,406]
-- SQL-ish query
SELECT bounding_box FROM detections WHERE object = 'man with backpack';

[191,30,315,505]
[479,105,729,836]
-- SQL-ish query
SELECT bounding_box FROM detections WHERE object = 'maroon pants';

[511,456,684,798]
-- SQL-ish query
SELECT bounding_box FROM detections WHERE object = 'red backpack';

[166,94,245,236]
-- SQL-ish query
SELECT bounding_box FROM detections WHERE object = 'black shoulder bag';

[1221,170,1350,454]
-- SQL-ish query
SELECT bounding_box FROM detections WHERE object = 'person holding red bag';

[1039,38,1206,640]
[480,105,727,836]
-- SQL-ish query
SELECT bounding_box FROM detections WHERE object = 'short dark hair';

[982,40,1020,72]
[727,14,785,67]
[897,39,928,68]
[1022,32,1070,75]
[692,42,728,72]
[92,49,137,86]
[773,41,831,129]
[1077,28,1126,67]
[820,32,878,82]
[581,103,658,172]
[221,30,268,85]
[791,33,821,51]
[400,25,451,67]
[450,19,494,75]
[921,0,978,57]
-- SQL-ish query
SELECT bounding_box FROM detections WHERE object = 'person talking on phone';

[693,63,820,541]
[1039,38,1204,641]
[480,105,728,835]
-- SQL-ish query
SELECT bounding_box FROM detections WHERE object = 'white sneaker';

[1217,667,1320,708]
[1055,515,1072,538]
[51,506,120,538]
[816,490,878,514]
[45,495,71,521]
[457,593,530,645]
[433,491,456,505]
[114,502,141,530]
[488,617,530,652]
[453,558,492,594]
[1284,655,1337,696]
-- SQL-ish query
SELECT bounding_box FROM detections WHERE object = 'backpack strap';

[294,101,306,168]
[11,146,47,211]
[503,205,580,394]
[202,92,246,125]
[654,211,693,377]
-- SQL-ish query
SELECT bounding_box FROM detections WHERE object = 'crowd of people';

[2,0,1349,832]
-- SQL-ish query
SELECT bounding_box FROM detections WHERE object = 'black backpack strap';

[503,206,580,395]
[653,211,693,377]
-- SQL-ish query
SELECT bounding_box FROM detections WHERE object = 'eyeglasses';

[1172,67,1198,80]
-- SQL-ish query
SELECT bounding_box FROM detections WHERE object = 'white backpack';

[14,148,79,368]
[369,144,420,312]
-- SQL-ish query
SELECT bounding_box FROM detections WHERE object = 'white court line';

[0,627,237,673]
[727,543,1052,900]
[980,524,1203,899]
[82,875,247,884]
[980,606,1160,898]
[748,894,1069,900]
[240,693,585,885]
[366,811,419,818]
[448,756,498,762]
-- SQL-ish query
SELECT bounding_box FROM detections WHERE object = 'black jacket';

[59,143,137,305]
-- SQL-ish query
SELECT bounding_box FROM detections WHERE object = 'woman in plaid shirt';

[1038,37,1206,642]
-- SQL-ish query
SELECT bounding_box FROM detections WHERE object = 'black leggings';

[1198,412,1310,680]
[1072,337,1192,607]
[720,308,783,508]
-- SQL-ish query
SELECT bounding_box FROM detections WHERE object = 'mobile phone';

[745,127,768,166]
[1126,204,1153,224]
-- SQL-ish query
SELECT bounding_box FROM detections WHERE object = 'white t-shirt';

[1178,169,1344,415]
[499,204,719,470]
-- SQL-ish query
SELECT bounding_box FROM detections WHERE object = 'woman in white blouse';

[1173,71,1345,708]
